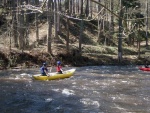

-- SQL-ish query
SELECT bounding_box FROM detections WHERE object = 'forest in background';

[0,0,150,69]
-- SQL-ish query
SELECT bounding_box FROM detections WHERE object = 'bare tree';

[85,0,89,17]
[89,0,93,18]
[17,0,25,51]
[69,0,72,14]
[66,17,69,53]
[145,0,149,47]
[54,0,58,39]
[110,0,114,33]
[47,0,52,53]
[118,0,123,63]
[79,0,83,15]
[35,0,40,45]
[12,0,18,47]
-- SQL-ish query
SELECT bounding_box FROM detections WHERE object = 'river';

[0,66,149,113]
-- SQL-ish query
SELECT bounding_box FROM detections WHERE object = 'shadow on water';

[0,66,150,113]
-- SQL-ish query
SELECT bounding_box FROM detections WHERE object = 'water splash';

[62,88,75,96]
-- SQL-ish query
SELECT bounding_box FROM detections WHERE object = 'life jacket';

[57,65,62,72]
[40,66,47,74]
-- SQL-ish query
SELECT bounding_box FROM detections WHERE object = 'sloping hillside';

[0,17,150,69]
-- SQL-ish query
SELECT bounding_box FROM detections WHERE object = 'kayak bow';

[139,67,150,71]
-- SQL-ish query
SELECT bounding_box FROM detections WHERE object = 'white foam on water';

[20,73,28,76]
[45,98,53,102]
[62,88,75,96]
[112,103,127,111]
[81,86,88,90]
[93,91,99,94]
[52,88,60,92]
[112,80,116,83]
[122,81,127,83]
[91,80,100,85]
[111,96,116,100]
[80,98,100,108]
[113,74,121,77]
[20,73,32,78]
[15,77,20,79]
[72,82,76,85]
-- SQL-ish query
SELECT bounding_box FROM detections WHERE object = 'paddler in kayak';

[145,61,149,68]
[56,61,63,74]
[40,62,49,76]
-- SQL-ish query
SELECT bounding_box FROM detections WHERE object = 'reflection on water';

[0,66,150,113]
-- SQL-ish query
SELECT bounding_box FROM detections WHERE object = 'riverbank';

[0,44,149,70]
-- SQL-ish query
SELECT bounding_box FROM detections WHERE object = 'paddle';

[60,69,64,74]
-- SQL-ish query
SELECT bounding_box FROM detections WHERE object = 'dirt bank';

[0,47,149,70]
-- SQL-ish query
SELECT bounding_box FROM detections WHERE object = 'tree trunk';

[24,0,29,47]
[79,19,83,54]
[110,0,114,33]
[74,0,77,14]
[85,0,89,17]
[98,14,100,43]
[118,0,123,63]
[89,0,93,18]
[12,0,18,47]
[47,0,52,53]
[18,10,25,51]
[66,18,69,53]
[97,0,101,44]
[35,0,39,45]
[54,0,58,39]
[69,0,72,14]
[57,0,60,34]
[76,0,79,14]
[138,41,141,58]
[146,0,149,47]
[72,0,75,14]
[80,0,83,15]
[25,10,29,47]
[16,0,25,51]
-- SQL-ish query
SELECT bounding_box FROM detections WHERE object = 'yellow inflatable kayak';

[33,69,76,80]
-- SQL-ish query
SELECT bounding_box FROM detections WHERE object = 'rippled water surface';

[0,66,150,113]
